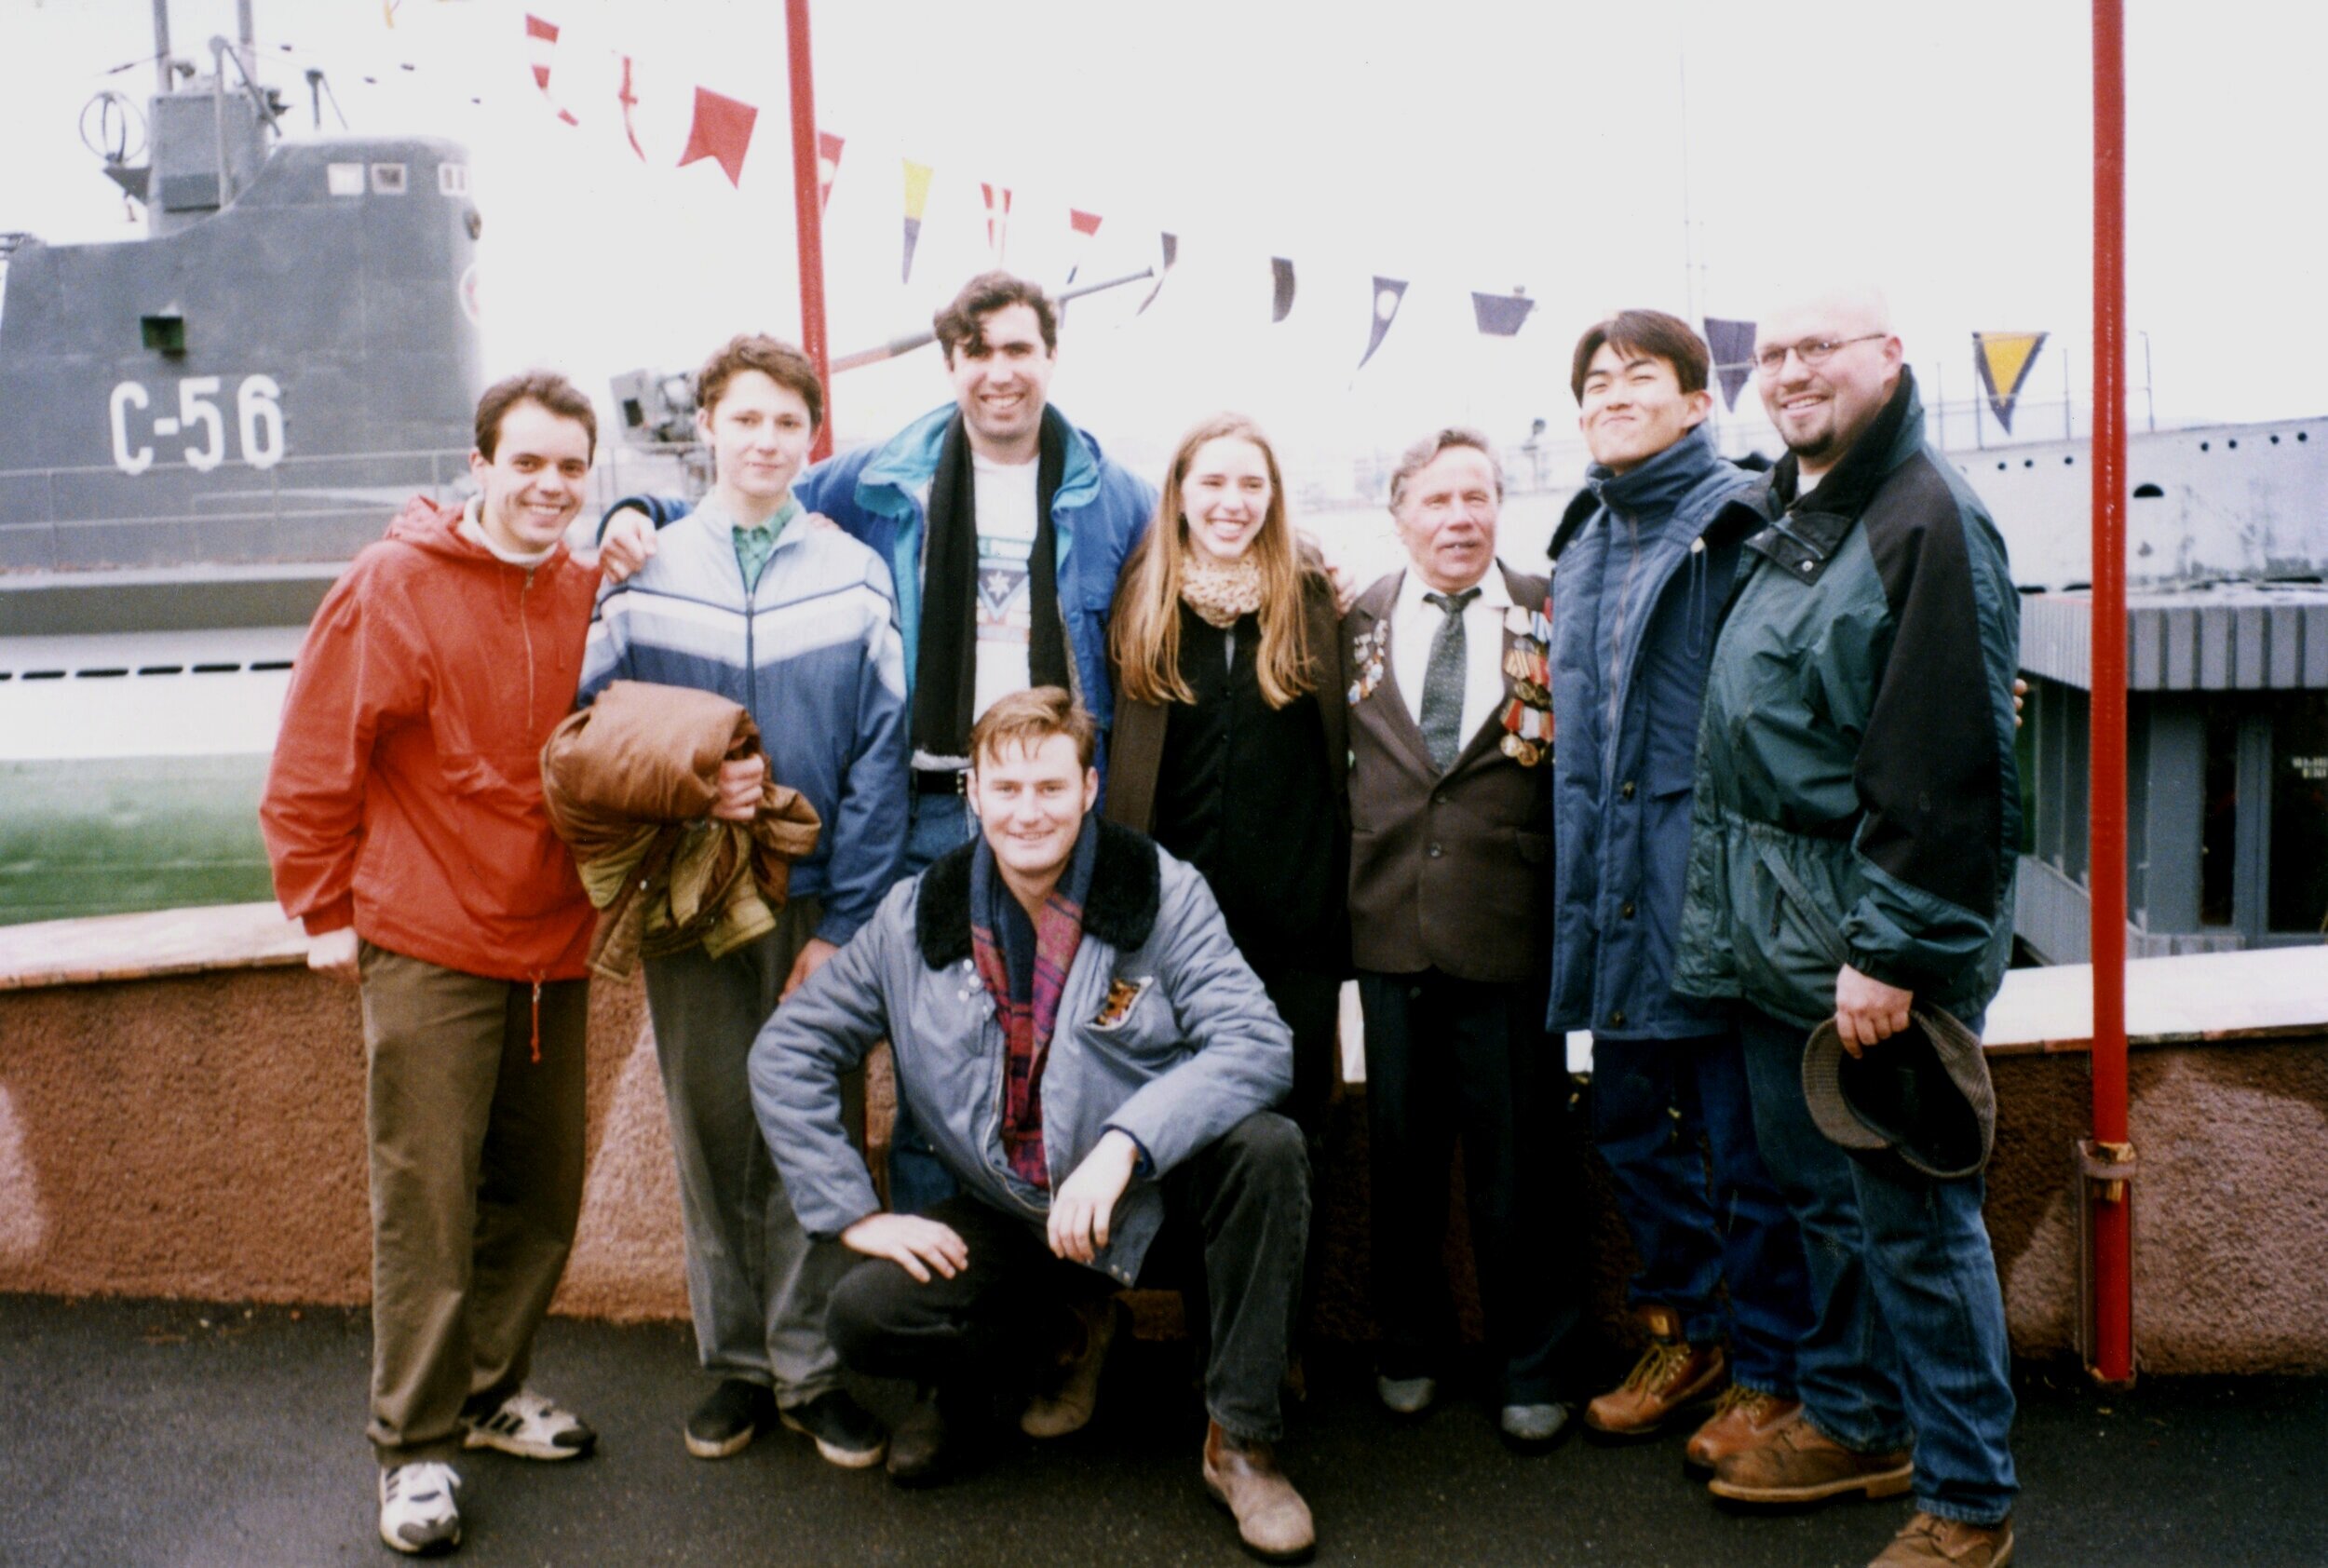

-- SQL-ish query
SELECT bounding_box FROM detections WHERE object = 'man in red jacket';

[262,371,618,1557]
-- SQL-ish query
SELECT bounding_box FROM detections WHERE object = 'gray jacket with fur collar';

[748,820,1293,1285]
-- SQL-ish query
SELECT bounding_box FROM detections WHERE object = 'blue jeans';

[1590,1029,1811,1396]
[887,787,975,1215]
[1736,1005,2017,1526]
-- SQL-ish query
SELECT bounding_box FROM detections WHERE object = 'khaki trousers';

[359,943,589,1464]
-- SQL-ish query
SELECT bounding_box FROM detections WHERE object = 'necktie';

[1418,588,1480,770]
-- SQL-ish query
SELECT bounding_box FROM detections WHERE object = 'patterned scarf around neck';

[968,816,1101,1191]
[1179,553,1266,629]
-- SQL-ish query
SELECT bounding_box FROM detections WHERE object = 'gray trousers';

[642,898,860,1405]
[359,943,589,1465]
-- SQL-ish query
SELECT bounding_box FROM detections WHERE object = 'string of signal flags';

[521,12,2053,423]
[515,10,1559,373]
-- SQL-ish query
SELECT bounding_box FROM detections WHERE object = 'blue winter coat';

[792,403,1157,746]
[1548,424,1753,1038]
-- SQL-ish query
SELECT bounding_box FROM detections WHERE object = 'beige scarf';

[1180,555,1266,629]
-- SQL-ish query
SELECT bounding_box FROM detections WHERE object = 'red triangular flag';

[523,13,578,126]
[981,182,1012,262]
[817,130,844,211]
[1062,209,1103,290]
[678,87,757,187]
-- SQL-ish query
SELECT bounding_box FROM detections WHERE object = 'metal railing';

[0,441,702,572]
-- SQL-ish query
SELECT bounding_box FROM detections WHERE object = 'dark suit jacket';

[1344,561,1553,983]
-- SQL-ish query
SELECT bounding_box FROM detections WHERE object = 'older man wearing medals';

[1343,427,1584,1447]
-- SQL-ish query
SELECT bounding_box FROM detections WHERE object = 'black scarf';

[914,411,1071,761]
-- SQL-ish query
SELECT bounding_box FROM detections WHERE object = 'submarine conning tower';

[0,17,484,637]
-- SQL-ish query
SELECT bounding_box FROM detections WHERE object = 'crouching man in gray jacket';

[750,686,1316,1562]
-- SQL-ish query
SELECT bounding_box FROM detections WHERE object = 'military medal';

[1496,607,1554,766]
[1347,623,1388,705]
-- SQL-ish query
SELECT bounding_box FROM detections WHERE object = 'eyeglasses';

[1753,333,1887,375]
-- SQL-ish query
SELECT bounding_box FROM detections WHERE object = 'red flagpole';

[785,0,832,461]
[2088,0,2133,1386]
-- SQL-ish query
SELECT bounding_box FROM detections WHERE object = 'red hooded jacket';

[260,497,599,981]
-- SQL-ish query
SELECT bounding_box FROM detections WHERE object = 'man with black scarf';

[792,272,1157,1210]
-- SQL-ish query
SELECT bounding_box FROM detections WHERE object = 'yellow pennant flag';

[901,160,933,283]
[1972,331,2048,434]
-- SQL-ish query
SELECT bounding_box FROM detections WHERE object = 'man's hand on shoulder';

[307,926,360,986]
[594,506,659,584]
[781,937,840,1001]
[1293,528,1359,615]
[1047,1129,1141,1264]
[841,1212,968,1283]
[1834,964,1913,1057]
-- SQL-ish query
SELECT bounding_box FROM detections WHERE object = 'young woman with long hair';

[1104,412,1349,1138]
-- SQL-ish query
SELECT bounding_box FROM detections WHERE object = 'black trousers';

[1357,966,1582,1406]
[1259,966,1342,1336]
[1260,966,1344,1142]
[826,1111,1310,1440]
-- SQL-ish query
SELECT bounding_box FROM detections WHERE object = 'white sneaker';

[1376,1373,1438,1415]
[462,1388,598,1460]
[1500,1401,1573,1446]
[377,1461,462,1556]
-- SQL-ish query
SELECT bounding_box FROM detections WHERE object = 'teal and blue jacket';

[792,403,1156,747]
[1673,371,2023,1029]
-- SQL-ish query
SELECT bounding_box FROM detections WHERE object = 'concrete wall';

[0,952,683,1318]
[3,906,2323,1373]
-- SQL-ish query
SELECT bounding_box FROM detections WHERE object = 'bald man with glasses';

[1669,290,2025,1568]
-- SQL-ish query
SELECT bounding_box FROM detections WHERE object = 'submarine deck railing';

[0,444,688,533]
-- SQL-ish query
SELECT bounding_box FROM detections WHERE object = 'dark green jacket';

[1672,371,2022,1029]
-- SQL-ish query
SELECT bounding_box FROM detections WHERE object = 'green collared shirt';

[732,496,801,590]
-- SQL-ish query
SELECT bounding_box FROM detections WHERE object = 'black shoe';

[779,1389,887,1468]
[684,1378,777,1460]
[885,1386,954,1487]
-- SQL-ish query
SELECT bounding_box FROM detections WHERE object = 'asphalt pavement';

[3,1293,2320,1567]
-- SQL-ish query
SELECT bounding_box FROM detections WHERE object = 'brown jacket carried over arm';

[539,680,821,980]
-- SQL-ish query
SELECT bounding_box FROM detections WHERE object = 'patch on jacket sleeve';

[1090,976,1152,1032]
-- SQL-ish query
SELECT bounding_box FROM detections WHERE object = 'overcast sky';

[7,0,2323,486]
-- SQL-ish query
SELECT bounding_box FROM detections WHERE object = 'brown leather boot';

[1868,1511,2015,1567]
[1583,1306,1727,1438]
[1202,1420,1316,1563]
[1021,1295,1123,1439]
[1685,1386,1803,1474]
[1706,1409,1912,1505]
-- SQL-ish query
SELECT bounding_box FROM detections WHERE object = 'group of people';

[259,266,2024,1568]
